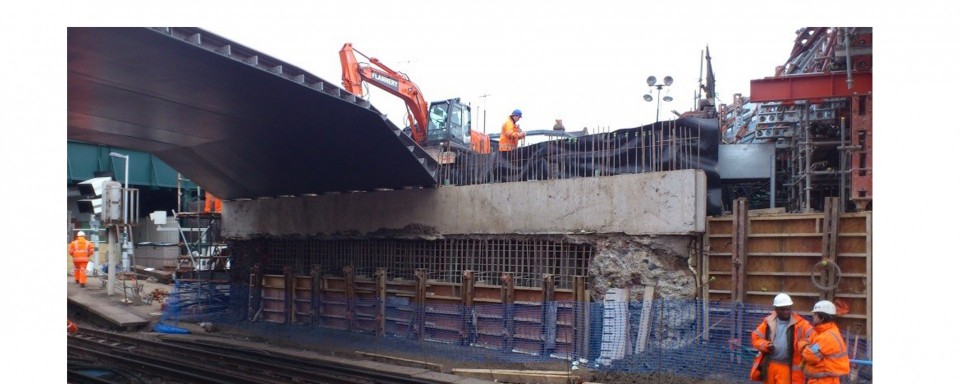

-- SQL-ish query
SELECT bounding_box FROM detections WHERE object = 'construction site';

[65,26,873,384]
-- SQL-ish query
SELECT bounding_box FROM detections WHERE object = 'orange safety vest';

[799,322,850,383]
[68,238,94,262]
[499,117,524,151]
[749,312,813,383]
[204,192,222,213]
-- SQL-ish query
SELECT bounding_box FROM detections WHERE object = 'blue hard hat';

[512,109,523,117]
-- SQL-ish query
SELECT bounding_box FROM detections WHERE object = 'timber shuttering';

[240,238,595,359]
[247,265,591,359]
[704,198,872,337]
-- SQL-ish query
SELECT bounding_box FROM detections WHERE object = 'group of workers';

[750,293,851,384]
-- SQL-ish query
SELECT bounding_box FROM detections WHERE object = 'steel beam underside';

[68,27,438,200]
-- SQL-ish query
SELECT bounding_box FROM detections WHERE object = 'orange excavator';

[339,43,490,155]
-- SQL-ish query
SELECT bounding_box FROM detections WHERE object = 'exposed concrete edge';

[223,170,707,239]
[67,290,150,330]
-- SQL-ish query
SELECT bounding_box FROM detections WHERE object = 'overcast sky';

[194,7,799,134]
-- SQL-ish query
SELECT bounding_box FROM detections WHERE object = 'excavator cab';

[426,98,471,151]
[423,98,491,155]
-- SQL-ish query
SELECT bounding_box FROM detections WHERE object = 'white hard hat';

[773,293,793,307]
[812,300,837,315]
[77,231,86,237]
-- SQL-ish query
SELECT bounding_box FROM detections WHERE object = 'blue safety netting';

[160,288,872,383]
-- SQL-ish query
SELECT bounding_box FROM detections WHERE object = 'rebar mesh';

[263,238,591,289]
[436,121,706,186]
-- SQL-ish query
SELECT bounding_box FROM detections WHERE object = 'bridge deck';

[68,27,438,200]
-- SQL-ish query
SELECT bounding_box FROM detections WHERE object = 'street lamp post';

[644,75,674,123]
[109,152,130,272]
[478,93,491,134]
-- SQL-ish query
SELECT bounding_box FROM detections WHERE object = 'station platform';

[66,272,162,331]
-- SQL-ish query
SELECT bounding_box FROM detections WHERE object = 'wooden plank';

[283,266,294,324]
[821,197,840,301]
[501,272,515,352]
[573,275,586,358]
[343,266,355,331]
[248,264,261,321]
[701,231,710,342]
[413,269,426,341]
[633,285,656,354]
[375,267,386,337]
[711,252,867,257]
[865,212,872,337]
[311,265,321,325]
[731,198,748,303]
[461,270,475,346]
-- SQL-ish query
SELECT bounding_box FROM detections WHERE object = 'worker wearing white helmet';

[749,293,813,384]
[68,231,95,288]
[797,300,850,384]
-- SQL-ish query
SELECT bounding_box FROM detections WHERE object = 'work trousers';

[763,361,794,384]
[73,257,88,285]
[805,377,841,384]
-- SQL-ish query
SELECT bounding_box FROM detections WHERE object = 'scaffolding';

[169,175,231,316]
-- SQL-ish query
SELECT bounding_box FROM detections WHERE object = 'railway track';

[67,327,456,384]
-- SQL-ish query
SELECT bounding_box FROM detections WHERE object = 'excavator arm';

[339,43,430,144]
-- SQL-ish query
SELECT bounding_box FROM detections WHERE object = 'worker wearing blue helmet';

[499,109,525,151]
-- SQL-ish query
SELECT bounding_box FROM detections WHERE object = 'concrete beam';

[222,170,706,238]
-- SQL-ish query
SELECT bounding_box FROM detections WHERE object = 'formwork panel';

[244,238,594,359]
[706,211,871,336]
[708,219,733,235]
[385,321,412,337]
[838,216,867,232]
[838,237,867,254]
[749,217,818,234]
[319,302,349,317]
[747,255,820,273]
[513,289,544,303]
[747,237,823,253]
[512,337,543,355]
[837,275,868,296]
[837,257,867,274]
[319,316,349,330]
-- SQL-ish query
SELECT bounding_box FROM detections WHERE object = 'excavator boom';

[339,43,429,144]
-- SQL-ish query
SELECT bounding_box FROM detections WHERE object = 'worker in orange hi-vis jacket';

[797,301,850,384]
[749,293,814,384]
[204,191,222,213]
[68,231,94,288]
[67,319,78,335]
[499,109,526,151]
